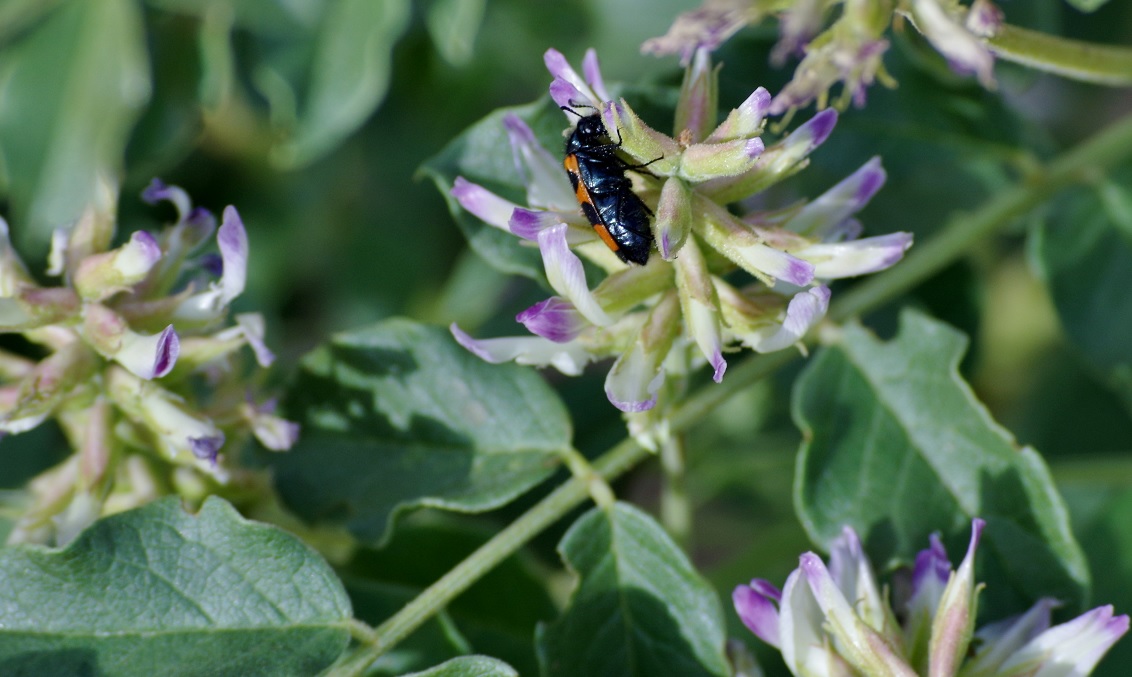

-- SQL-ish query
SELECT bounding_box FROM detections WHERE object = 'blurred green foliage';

[2,0,1132,675]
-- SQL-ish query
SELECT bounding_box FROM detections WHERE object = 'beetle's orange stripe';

[593,223,620,251]
[564,155,595,207]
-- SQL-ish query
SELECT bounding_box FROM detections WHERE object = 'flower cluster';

[733,520,1129,677]
[449,48,910,419]
[0,178,297,545]
[643,0,1004,119]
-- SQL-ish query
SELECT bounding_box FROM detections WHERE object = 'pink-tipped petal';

[538,224,611,327]
[800,232,913,279]
[451,177,521,231]
[516,297,589,343]
[734,584,782,648]
[217,206,248,305]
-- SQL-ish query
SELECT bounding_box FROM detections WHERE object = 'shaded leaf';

[272,318,570,545]
[1031,168,1132,408]
[270,0,410,168]
[794,309,1090,611]
[0,497,352,677]
[0,0,150,251]
[537,502,729,677]
[1064,0,1112,12]
[404,655,519,677]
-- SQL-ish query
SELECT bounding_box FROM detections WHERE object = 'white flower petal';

[798,232,913,279]
[450,323,594,376]
[538,224,612,326]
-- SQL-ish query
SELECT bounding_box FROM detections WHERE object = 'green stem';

[659,434,691,548]
[343,112,1132,675]
[989,24,1132,87]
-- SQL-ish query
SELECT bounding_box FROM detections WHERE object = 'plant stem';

[659,434,691,548]
[346,112,1132,675]
[990,24,1132,87]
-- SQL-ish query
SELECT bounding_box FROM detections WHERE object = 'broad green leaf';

[1031,169,1132,408]
[0,0,150,251]
[537,502,730,677]
[404,655,519,677]
[794,310,1090,610]
[271,318,570,545]
[419,100,561,283]
[0,497,352,677]
[269,0,410,168]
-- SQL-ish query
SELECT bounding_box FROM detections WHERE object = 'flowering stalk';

[643,0,1013,120]
[733,521,1129,677]
[450,47,911,423]
[0,177,298,545]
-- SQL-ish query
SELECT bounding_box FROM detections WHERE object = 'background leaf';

[0,497,352,677]
[536,502,730,677]
[269,0,410,168]
[0,0,150,251]
[404,655,519,677]
[271,318,571,545]
[793,309,1090,611]
[1031,166,1132,409]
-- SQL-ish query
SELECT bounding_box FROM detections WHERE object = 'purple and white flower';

[734,520,1129,677]
[450,48,910,413]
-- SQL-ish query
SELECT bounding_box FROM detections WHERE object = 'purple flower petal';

[739,285,830,353]
[503,113,575,210]
[1000,605,1130,677]
[141,178,192,221]
[544,48,598,107]
[217,206,248,305]
[581,48,610,102]
[641,4,753,64]
[516,297,589,342]
[800,231,913,279]
[151,325,180,378]
[538,224,611,327]
[188,433,225,463]
[198,253,224,277]
[734,584,782,648]
[450,323,594,375]
[236,312,275,367]
[911,533,951,601]
[451,177,521,231]
[509,208,557,240]
[788,157,886,237]
[966,598,1057,674]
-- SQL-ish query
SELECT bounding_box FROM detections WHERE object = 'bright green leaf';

[269,0,410,168]
[0,497,352,677]
[0,0,150,251]
[537,502,730,677]
[403,655,519,677]
[794,310,1090,610]
[271,318,570,545]
[1032,168,1132,407]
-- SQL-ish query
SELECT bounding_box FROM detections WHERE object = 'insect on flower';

[562,106,658,265]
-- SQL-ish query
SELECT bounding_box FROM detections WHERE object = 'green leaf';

[271,318,570,545]
[403,655,519,677]
[1063,0,1111,10]
[794,310,1090,611]
[1031,168,1132,407]
[0,0,150,251]
[537,502,730,677]
[419,99,566,283]
[269,0,410,168]
[0,497,352,677]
